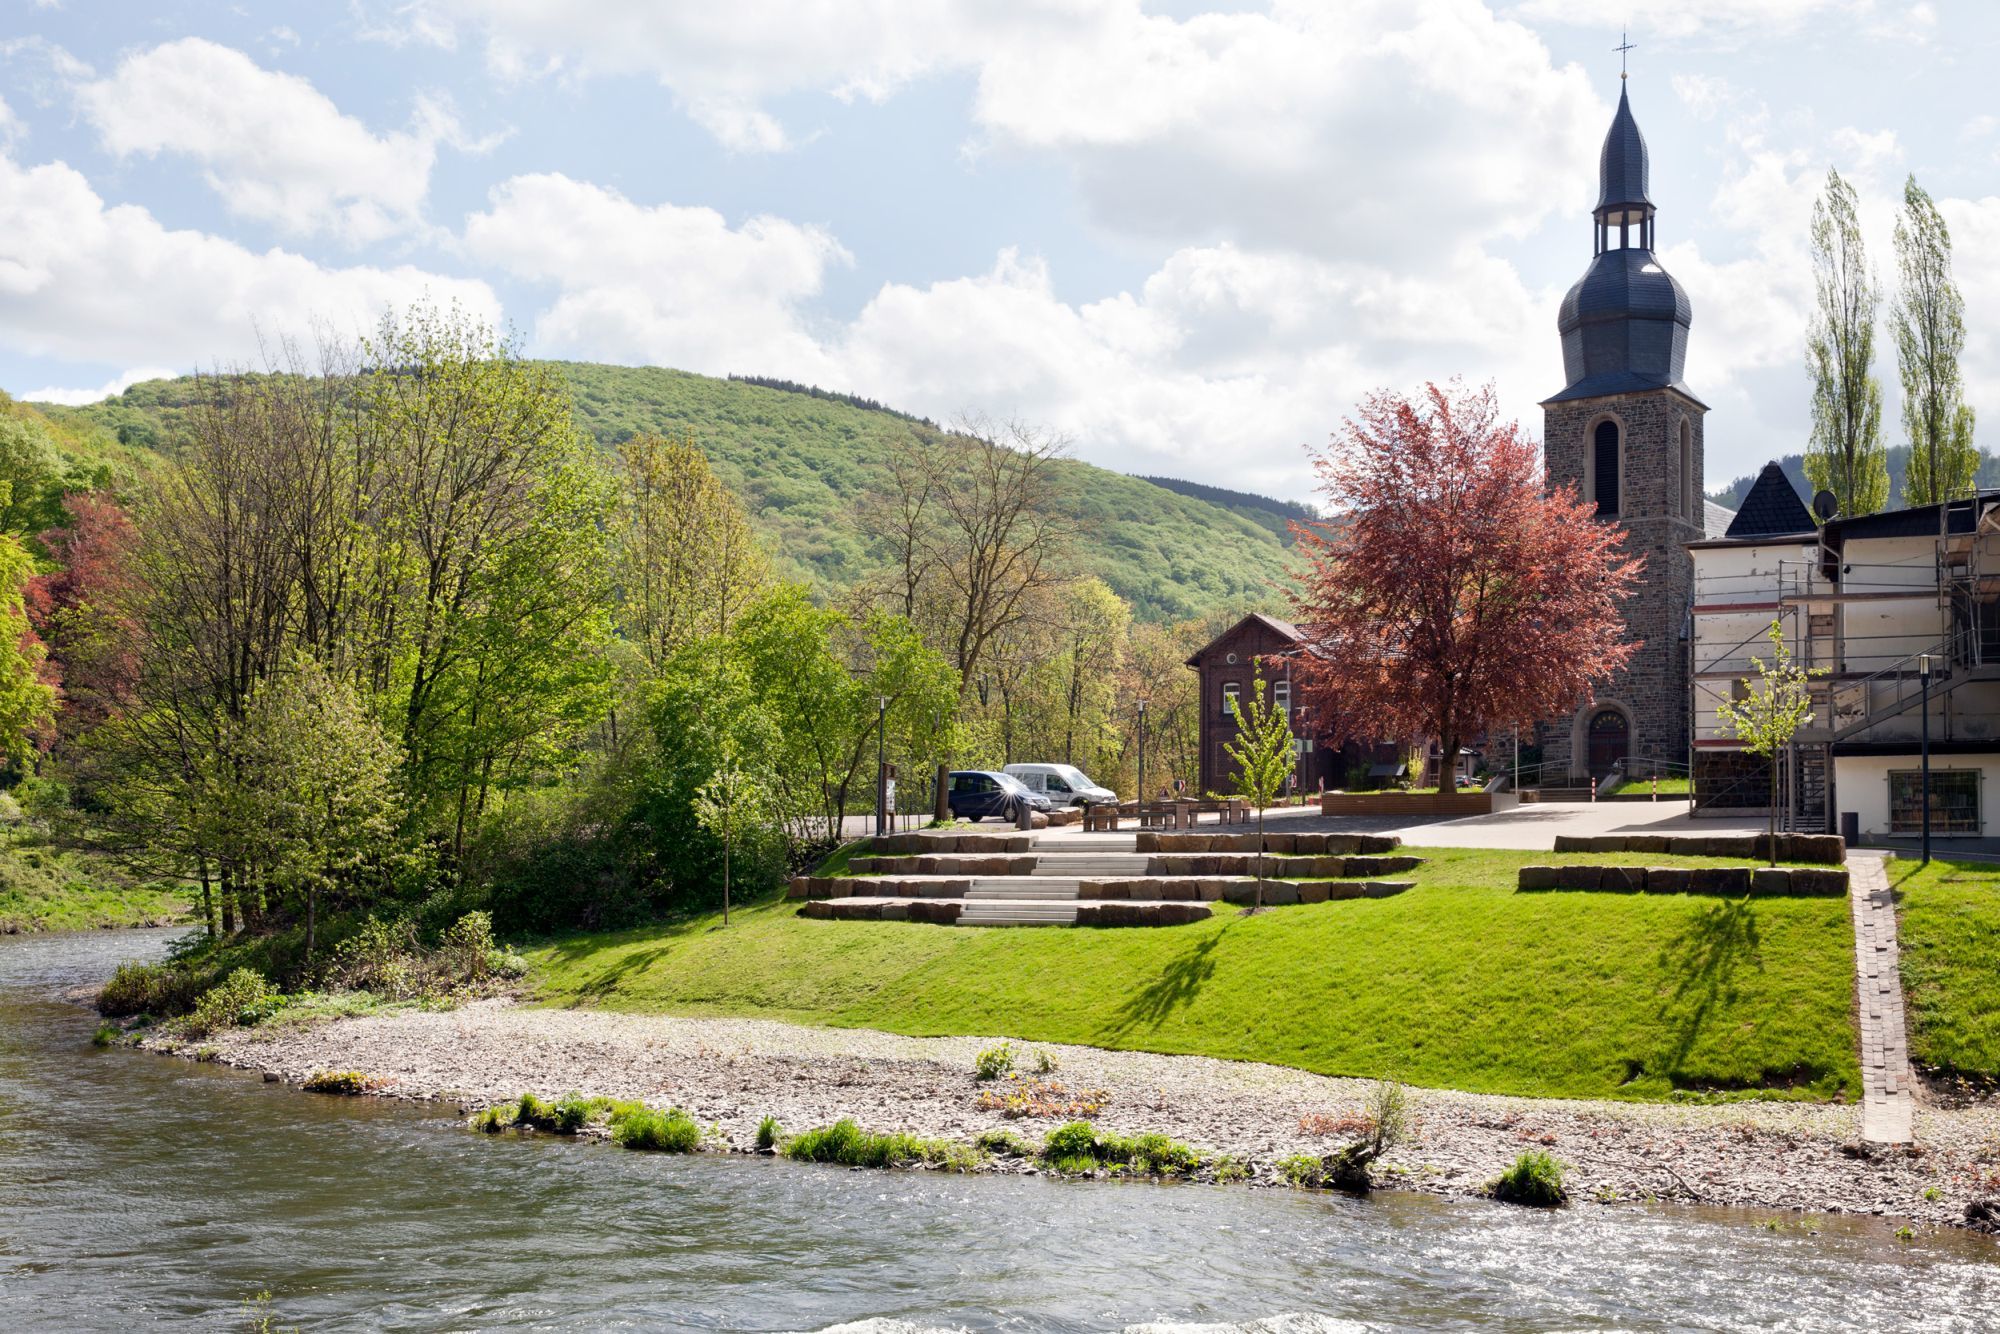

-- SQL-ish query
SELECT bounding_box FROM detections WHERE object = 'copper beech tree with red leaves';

[1290,381,1641,787]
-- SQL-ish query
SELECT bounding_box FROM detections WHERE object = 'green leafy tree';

[0,533,56,760]
[692,737,773,926]
[0,413,64,536]
[1715,620,1826,864]
[1891,176,1978,506]
[1222,664,1297,911]
[228,656,404,959]
[1804,168,1890,517]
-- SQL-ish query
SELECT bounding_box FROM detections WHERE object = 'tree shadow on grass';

[1655,898,1762,1077]
[1109,926,1228,1036]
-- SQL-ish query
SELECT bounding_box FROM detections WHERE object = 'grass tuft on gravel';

[527,846,1860,1103]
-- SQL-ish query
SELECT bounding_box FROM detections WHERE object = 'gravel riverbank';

[156,1000,2000,1232]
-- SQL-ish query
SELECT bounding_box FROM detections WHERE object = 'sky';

[0,0,1992,502]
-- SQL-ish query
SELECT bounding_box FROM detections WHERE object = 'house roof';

[1822,492,1991,543]
[1724,462,1816,540]
[1703,499,1737,539]
[1184,611,1305,668]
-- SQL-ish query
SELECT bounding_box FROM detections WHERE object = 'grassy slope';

[46,366,1300,623]
[0,834,187,932]
[1888,858,2000,1081]
[529,847,1858,1103]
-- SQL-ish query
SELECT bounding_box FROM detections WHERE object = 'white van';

[1002,763,1118,808]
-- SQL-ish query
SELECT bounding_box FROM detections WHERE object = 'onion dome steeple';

[1544,81,1700,407]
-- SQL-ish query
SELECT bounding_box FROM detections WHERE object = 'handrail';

[1826,628,1967,740]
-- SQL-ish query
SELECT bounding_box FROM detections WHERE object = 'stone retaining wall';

[1517,865,1850,895]
[798,899,965,923]
[1549,833,1845,864]
[1223,880,1413,906]
[1076,903,1213,927]
[867,832,1034,854]
[1135,832,1401,854]
[788,875,973,900]
[847,855,1036,875]
[1145,853,1423,878]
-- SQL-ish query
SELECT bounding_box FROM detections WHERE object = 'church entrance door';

[1586,709,1629,780]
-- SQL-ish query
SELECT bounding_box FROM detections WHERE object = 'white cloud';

[416,0,1600,260]
[76,38,475,244]
[1510,0,1867,43]
[0,150,501,370]
[464,173,850,376]
[20,365,177,406]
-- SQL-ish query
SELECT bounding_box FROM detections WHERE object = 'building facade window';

[1889,769,1982,835]
[1222,681,1241,720]
[1272,679,1290,718]
[1592,419,1621,517]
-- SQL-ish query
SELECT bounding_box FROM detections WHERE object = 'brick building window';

[1679,418,1694,521]
[1222,682,1241,720]
[1592,419,1621,517]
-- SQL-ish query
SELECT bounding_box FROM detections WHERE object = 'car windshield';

[1055,765,1094,789]
[995,773,1031,795]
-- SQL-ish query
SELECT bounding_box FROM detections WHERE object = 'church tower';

[1539,81,1706,781]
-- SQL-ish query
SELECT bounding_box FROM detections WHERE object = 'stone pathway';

[1847,852,1915,1144]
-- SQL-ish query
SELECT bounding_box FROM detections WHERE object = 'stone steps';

[967,878,1081,901]
[958,901,1082,926]
[1032,854,1152,876]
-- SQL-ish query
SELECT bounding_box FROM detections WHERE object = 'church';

[1530,77,1737,784]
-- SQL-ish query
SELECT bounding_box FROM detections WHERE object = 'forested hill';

[1708,446,2000,514]
[47,363,1299,623]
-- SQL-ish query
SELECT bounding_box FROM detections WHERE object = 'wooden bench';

[1084,803,1122,832]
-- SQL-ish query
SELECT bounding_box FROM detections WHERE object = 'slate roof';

[1723,462,1816,539]
[1597,86,1652,212]
[1703,500,1737,539]
[1822,494,1989,543]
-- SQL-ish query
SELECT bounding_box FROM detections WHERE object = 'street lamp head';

[1137,698,1148,715]
[1919,654,1933,680]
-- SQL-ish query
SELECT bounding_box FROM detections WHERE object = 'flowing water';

[2,930,1997,1332]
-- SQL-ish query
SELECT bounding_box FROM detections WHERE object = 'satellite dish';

[1812,489,1838,522]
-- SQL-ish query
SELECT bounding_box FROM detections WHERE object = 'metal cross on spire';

[1615,30,1636,79]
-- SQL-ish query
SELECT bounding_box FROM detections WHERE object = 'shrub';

[328,918,419,998]
[612,1106,704,1153]
[440,911,496,980]
[302,1070,372,1095]
[98,960,204,1018]
[1491,1150,1568,1207]
[974,1042,1016,1081]
[471,1105,512,1134]
[184,968,274,1037]
[91,1021,120,1048]
[756,1115,781,1151]
[1031,1048,1061,1075]
[1281,1153,1330,1187]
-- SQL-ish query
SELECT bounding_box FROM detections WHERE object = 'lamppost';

[1136,698,1148,810]
[1919,654,1933,865]
[875,695,890,837]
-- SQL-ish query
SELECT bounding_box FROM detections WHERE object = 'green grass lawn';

[528,847,1858,1104]
[1889,857,2000,1083]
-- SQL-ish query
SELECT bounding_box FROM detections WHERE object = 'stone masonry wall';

[1540,388,1705,778]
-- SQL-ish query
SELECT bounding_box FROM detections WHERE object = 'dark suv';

[947,770,1052,823]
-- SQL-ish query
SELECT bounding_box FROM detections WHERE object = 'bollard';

[1015,797,1034,831]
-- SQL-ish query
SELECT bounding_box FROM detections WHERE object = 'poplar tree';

[1891,176,1977,506]
[1803,169,1889,517]
[1222,666,1297,913]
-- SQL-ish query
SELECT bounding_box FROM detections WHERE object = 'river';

[3,930,1996,1331]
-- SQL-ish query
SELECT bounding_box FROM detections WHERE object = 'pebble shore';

[160,999,2000,1231]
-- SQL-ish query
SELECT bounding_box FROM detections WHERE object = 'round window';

[1225,652,1238,664]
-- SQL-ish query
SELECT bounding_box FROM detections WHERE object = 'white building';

[1689,463,2000,841]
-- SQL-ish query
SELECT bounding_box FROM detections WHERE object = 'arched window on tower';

[1593,420,1621,517]
[1679,418,1694,522]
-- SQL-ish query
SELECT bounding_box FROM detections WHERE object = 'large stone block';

[1750,868,1792,895]
[1517,865,1560,891]
[1642,868,1693,894]
[1554,865,1602,890]
[1598,866,1646,893]
[1788,868,1850,896]
[1625,835,1670,854]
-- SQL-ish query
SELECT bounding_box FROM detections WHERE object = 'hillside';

[44,364,1300,622]
[1709,445,2000,514]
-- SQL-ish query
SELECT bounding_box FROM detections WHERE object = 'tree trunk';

[1255,806,1266,912]
[197,858,216,939]
[1769,749,1780,866]
[722,836,732,926]
[305,886,318,963]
